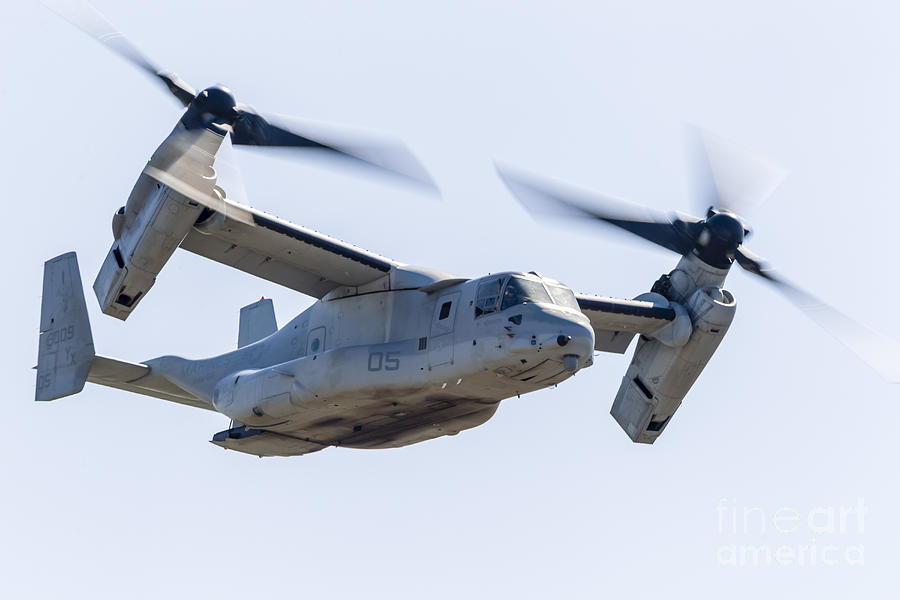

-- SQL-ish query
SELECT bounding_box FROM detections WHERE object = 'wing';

[180,198,400,298]
[576,293,688,353]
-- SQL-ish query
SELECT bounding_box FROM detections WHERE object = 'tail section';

[36,252,95,401]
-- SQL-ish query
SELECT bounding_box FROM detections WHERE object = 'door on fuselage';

[428,292,460,368]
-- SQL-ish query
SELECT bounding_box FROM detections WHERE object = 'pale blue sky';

[2,1,899,597]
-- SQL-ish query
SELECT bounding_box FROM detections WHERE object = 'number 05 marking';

[368,351,400,372]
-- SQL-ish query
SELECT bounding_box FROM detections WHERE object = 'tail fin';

[36,252,95,401]
[238,298,277,348]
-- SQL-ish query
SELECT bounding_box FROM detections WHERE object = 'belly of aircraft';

[209,337,584,457]
[261,359,574,451]
[264,385,503,450]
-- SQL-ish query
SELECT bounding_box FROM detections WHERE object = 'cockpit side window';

[546,284,580,310]
[475,278,503,317]
[500,276,552,311]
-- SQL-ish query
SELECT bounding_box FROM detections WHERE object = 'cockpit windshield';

[474,274,580,317]
[500,276,552,311]
[545,284,579,310]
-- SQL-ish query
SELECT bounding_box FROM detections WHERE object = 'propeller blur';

[496,129,900,383]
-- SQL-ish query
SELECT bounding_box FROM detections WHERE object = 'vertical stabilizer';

[238,298,277,348]
[36,252,95,401]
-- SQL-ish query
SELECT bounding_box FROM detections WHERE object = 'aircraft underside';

[211,353,580,457]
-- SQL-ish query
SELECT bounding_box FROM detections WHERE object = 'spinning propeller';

[496,129,900,382]
[43,0,436,190]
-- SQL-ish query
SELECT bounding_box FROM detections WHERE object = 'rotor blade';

[735,246,900,382]
[231,108,437,191]
[212,134,250,208]
[42,0,195,106]
[495,162,704,256]
[686,126,788,217]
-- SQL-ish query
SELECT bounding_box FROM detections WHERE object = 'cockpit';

[474,273,579,317]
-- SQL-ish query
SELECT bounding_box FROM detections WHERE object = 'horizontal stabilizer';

[88,355,150,381]
[36,252,95,401]
[86,355,209,410]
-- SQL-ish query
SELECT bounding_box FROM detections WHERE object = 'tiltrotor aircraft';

[36,2,898,457]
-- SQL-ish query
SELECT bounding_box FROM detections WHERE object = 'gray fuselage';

[150,272,595,450]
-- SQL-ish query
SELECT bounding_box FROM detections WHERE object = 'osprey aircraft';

[36,2,898,457]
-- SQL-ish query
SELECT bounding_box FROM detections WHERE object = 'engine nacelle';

[94,181,209,320]
[212,367,307,426]
[610,285,737,444]
[93,125,225,320]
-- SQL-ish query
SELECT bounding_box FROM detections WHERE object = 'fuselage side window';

[475,278,503,317]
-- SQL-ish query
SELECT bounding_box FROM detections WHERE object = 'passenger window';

[474,278,503,317]
[439,301,452,320]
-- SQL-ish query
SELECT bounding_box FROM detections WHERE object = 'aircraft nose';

[557,317,594,362]
[506,305,594,366]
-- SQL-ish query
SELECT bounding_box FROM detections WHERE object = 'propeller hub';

[181,85,238,132]
[195,85,237,118]
[694,212,745,269]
